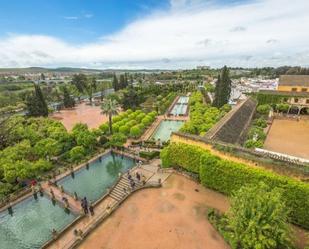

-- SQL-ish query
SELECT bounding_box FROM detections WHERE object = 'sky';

[0,0,308,69]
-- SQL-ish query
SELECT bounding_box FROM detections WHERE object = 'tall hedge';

[161,142,309,229]
[160,142,204,173]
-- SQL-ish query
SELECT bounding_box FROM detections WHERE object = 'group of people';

[81,197,94,216]
[126,170,146,191]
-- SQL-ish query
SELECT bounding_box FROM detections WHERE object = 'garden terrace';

[171,132,309,179]
[205,97,257,144]
[161,139,309,229]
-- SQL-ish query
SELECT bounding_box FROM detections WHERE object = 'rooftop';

[279,75,309,87]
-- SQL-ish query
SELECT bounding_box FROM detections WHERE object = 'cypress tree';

[63,86,75,108]
[112,74,119,91]
[213,66,231,108]
[26,84,48,117]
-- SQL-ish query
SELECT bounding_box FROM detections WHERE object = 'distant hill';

[0,67,103,73]
[0,67,175,74]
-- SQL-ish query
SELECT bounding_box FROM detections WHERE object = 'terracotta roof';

[279,75,309,87]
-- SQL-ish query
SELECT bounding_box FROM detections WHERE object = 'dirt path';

[78,174,230,249]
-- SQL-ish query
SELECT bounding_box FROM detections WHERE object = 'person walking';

[89,204,94,216]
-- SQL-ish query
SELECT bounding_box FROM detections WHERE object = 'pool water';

[178,96,189,104]
[170,104,187,115]
[0,195,76,249]
[57,152,135,202]
[170,96,189,115]
[151,120,184,142]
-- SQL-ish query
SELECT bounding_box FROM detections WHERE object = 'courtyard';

[50,102,109,131]
[264,118,309,159]
[78,174,230,249]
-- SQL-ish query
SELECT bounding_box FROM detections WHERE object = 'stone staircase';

[109,175,143,202]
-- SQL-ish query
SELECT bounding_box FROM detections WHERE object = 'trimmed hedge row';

[139,150,160,160]
[160,142,309,229]
[160,142,203,173]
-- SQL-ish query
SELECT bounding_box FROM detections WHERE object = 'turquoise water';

[170,96,189,115]
[170,104,187,115]
[151,120,184,142]
[57,152,135,202]
[0,195,76,249]
[178,96,189,104]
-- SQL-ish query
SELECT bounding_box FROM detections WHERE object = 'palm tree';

[101,99,118,134]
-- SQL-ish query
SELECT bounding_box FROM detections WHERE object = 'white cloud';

[1,0,309,69]
[63,16,79,20]
[84,14,93,18]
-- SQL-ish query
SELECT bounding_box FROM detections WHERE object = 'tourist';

[127,172,132,180]
[78,229,83,238]
[82,197,89,214]
[50,188,55,198]
[89,204,94,216]
[136,172,141,181]
[74,192,78,200]
[52,229,58,239]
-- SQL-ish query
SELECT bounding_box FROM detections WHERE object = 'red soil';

[79,174,230,249]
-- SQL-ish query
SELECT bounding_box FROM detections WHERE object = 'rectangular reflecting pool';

[151,120,184,142]
[170,96,189,115]
[57,152,135,202]
[170,104,188,115]
[177,96,189,104]
[0,195,76,249]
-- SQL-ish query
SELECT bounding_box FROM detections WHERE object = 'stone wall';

[205,97,257,144]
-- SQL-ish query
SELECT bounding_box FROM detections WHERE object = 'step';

[110,193,122,201]
[117,182,130,189]
[112,188,126,197]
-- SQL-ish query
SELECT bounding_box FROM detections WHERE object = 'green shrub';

[99,135,109,145]
[160,142,204,173]
[112,123,120,133]
[69,146,85,163]
[119,125,130,135]
[244,139,263,148]
[161,142,309,229]
[257,104,271,115]
[276,103,290,113]
[139,150,160,160]
[109,133,127,147]
[253,118,267,128]
[130,125,142,138]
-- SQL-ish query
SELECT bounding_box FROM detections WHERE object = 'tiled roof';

[279,75,309,87]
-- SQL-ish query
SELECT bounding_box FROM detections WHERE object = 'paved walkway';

[45,159,171,249]
[41,182,82,214]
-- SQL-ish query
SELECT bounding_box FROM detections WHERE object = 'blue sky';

[0,0,308,69]
[0,0,169,43]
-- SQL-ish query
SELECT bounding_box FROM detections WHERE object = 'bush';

[99,123,109,134]
[69,146,85,163]
[161,142,309,229]
[257,104,271,115]
[226,182,292,248]
[99,135,109,145]
[109,133,127,147]
[129,125,142,138]
[253,118,267,128]
[160,142,204,173]
[139,150,160,160]
[276,103,290,113]
[119,125,130,135]
[244,139,263,148]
